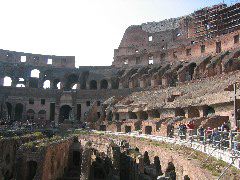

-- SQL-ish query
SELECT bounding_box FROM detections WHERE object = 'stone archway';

[145,126,152,135]
[15,103,23,121]
[125,126,131,133]
[59,105,72,123]
[27,161,38,180]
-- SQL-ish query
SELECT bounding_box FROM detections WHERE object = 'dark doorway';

[100,125,106,131]
[145,126,152,135]
[125,126,131,133]
[15,103,23,121]
[77,104,81,120]
[27,161,37,180]
[73,151,81,166]
[90,80,97,90]
[100,79,108,89]
[205,106,215,116]
[59,105,72,123]
[129,112,137,119]
[216,41,222,53]
[29,78,38,88]
[50,103,55,121]
[6,102,12,120]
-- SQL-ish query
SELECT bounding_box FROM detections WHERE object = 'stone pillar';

[129,80,134,89]
[86,81,90,90]
[108,80,112,89]
[81,147,93,180]
[25,79,30,88]
[198,106,206,117]
[136,112,141,120]
[50,81,54,89]
[55,105,60,126]
[147,111,153,120]
[151,79,157,87]
[140,80,145,88]
[184,108,190,119]
[0,77,4,86]
[11,78,18,87]
[119,82,123,89]
[97,80,100,90]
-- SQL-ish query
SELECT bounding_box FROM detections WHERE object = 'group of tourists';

[167,121,240,152]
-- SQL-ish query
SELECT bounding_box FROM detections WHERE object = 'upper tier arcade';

[113,3,240,67]
[0,49,75,68]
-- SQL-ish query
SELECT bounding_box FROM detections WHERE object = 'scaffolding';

[193,3,240,39]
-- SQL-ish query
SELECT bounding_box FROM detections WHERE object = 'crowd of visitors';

[167,121,240,152]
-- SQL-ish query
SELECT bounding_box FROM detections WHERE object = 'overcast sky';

[0,0,238,67]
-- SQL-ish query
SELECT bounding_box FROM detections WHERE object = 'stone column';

[25,78,30,88]
[119,82,123,89]
[0,77,4,86]
[11,78,18,87]
[55,105,60,126]
[86,81,90,90]
[97,80,100,90]
[108,80,112,89]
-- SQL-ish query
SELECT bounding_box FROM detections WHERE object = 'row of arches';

[26,109,47,121]
[107,106,216,122]
[1,77,117,90]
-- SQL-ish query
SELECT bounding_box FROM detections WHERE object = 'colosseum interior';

[1,2,240,180]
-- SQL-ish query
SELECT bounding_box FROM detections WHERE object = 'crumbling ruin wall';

[78,134,215,180]
[113,3,240,67]
[0,134,43,180]
[16,137,74,180]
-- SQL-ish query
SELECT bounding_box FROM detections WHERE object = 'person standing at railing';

[212,128,221,147]
[222,128,230,149]
[233,130,240,151]
[179,123,187,140]
[198,126,204,142]
[187,121,195,137]
[206,127,213,144]
[167,123,173,138]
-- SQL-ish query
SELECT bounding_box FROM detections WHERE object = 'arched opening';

[188,63,196,80]
[125,126,131,133]
[152,110,160,118]
[115,113,119,121]
[107,111,113,121]
[65,74,79,91]
[188,106,200,118]
[43,80,51,89]
[27,109,35,121]
[6,102,12,120]
[27,161,38,180]
[139,111,148,120]
[59,105,72,123]
[100,125,106,131]
[91,157,106,180]
[73,151,81,167]
[57,82,61,89]
[38,110,46,121]
[111,79,119,89]
[145,126,152,135]
[31,69,40,78]
[29,78,39,88]
[100,79,108,89]
[3,76,12,86]
[90,80,97,90]
[175,108,185,117]
[53,79,61,89]
[205,106,215,116]
[72,84,77,90]
[16,84,25,87]
[15,103,23,121]
[128,112,137,119]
